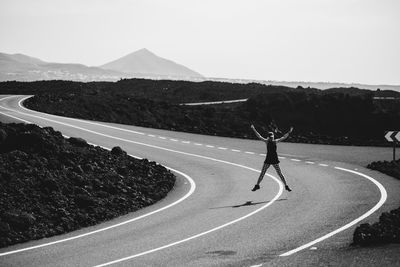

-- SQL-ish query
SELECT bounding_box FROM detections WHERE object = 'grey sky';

[1,0,399,85]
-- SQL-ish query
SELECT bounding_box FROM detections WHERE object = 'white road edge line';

[279,167,387,256]
[0,96,284,263]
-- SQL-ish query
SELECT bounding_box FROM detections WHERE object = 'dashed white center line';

[278,156,286,159]
[170,139,178,142]
[232,149,241,152]
[259,153,266,156]
[148,134,155,137]
[291,159,301,162]
[182,141,190,144]
[245,151,255,155]
[194,143,203,146]
[217,147,227,150]
[319,163,329,167]
[159,136,167,140]
[206,145,214,148]
[305,161,315,164]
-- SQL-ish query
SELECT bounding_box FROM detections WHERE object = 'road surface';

[0,95,399,266]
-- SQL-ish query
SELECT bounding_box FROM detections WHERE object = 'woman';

[251,124,293,192]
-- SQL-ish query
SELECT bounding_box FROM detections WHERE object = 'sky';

[1,0,399,85]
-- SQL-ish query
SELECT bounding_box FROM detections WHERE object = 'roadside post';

[385,131,400,161]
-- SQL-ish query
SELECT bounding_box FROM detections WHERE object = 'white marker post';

[385,131,400,161]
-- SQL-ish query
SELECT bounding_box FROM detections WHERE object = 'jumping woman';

[251,124,293,192]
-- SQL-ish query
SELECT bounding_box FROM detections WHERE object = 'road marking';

[245,151,255,155]
[206,145,214,148]
[305,161,315,164]
[318,164,329,167]
[182,141,190,144]
[217,147,227,150]
[309,247,317,250]
[259,153,266,156]
[8,96,307,163]
[194,143,203,146]
[170,139,178,142]
[0,99,283,262]
[280,167,387,256]
[159,136,167,140]
[290,159,301,162]
[278,156,286,159]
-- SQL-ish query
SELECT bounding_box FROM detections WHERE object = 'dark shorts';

[264,158,280,165]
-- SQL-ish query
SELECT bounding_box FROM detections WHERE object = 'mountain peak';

[136,48,152,54]
[100,49,203,78]
[126,48,157,58]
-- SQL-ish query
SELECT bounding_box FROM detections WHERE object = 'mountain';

[0,49,203,82]
[100,48,203,79]
[0,53,44,65]
[0,52,125,82]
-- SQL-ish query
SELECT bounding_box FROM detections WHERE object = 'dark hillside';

[23,89,400,146]
[2,78,399,146]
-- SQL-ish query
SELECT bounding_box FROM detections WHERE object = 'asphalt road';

[0,95,399,267]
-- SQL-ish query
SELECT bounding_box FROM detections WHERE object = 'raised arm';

[276,127,293,143]
[251,124,268,142]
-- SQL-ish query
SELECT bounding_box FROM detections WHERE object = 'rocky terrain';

[1,79,399,146]
[0,122,175,248]
[367,159,400,180]
[353,159,400,246]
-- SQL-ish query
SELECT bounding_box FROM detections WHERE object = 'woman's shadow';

[210,199,287,209]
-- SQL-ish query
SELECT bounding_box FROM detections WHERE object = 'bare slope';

[100,48,203,79]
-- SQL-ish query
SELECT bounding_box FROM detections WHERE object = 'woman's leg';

[256,162,270,185]
[272,164,287,185]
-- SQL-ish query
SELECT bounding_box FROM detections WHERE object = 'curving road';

[0,95,399,266]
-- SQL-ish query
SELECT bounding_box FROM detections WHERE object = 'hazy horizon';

[1,0,399,86]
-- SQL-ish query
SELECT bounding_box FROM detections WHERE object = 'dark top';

[265,140,279,164]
